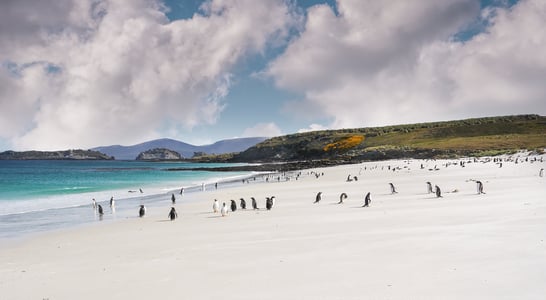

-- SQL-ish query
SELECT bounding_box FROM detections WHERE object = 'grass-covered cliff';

[231,115,546,162]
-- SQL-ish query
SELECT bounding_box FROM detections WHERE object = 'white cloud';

[268,0,546,128]
[0,0,295,150]
[242,122,282,137]
[297,123,328,133]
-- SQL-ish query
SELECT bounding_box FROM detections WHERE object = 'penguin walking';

[139,205,146,218]
[362,192,371,207]
[338,192,348,204]
[435,185,442,198]
[168,207,178,221]
[426,182,433,194]
[251,197,258,210]
[110,196,115,208]
[476,181,485,194]
[265,197,273,210]
[221,203,228,216]
[389,183,398,194]
[240,198,247,210]
[97,204,104,215]
[171,193,176,205]
[92,198,97,210]
[314,192,322,204]
[230,200,237,212]
[213,199,219,213]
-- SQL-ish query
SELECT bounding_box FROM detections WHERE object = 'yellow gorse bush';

[323,135,365,152]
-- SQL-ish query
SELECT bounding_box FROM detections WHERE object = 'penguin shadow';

[206,215,223,219]
[156,220,175,223]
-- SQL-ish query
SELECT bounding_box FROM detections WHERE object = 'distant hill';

[92,137,267,160]
[231,115,546,162]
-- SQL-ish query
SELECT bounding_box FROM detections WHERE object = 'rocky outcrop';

[135,148,182,161]
[0,149,114,160]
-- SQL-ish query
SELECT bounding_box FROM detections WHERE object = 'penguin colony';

[87,154,542,221]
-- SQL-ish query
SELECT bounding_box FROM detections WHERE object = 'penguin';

[213,199,219,213]
[110,196,115,208]
[435,185,442,198]
[221,203,228,216]
[338,192,348,204]
[139,205,146,218]
[314,192,322,204]
[230,200,237,212]
[168,207,178,221]
[362,192,371,207]
[97,204,104,215]
[389,183,398,194]
[265,197,273,210]
[171,193,176,205]
[92,198,97,210]
[426,182,433,194]
[346,175,353,182]
[251,197,258,210]
[476,181,485,194]
[270,196,276,208]
[240,198,247,210]
[540,168,544,177]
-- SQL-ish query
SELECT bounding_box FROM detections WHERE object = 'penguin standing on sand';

[168,207,178,221]
[314,192,322,204]
[426,182,433,194]
[240,198,247,210]
[265,197,273,210]
[540,168,544,177]
[139,205,146,217]
[92,198,97,210]
[270,196,276,208]
[213,199,219,213]
[389,183,398,194]
[435,185,442,198]
[476,181,485,194]
[338,192,348,204]
[251,197,258,210]
[110,196,115,207]
[171,193,176,205]
[362,192,371,207]
[97,204,104,215]
[221,203,228,216]
[230,200,237,212]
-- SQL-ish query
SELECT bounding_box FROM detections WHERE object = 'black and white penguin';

[97,204,104,215]
[270,196,276,208]
[476,181,485,194]
[389,183,398,194]
[338,192,348,204]
[168,207,178,221]
[265,197,273,210]
[426,182,433,194]
[110,196,115,208]
[213,199,219,213]
[92,198,97,210]
[240,198,247,210]
[221,203,228,216]
[314,192,322,204]
[139,205,146,218]
[540,168,544,177]
[171,193,176,205]
[362,192,371,207]
[230,200,237,212]
[251,197,258,210]
[435,185,442,198]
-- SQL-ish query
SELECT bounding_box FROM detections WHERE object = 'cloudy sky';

[1,0,545,150]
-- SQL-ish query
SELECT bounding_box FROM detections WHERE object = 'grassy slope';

[235,115,546,162]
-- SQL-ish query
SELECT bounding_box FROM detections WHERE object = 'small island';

[135,148,183,161]
[0,149,114,160]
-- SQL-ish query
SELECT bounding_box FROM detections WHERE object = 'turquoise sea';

[0,160,254,240]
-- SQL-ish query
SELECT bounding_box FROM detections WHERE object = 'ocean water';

[0,160,254,240]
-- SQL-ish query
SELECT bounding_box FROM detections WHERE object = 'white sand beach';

[1,155,545,299]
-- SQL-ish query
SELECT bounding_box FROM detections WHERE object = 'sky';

[1,0,544,151]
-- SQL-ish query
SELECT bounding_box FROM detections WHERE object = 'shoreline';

[1,156,545,299]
